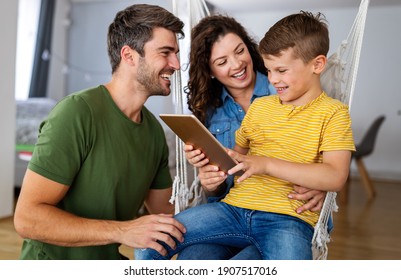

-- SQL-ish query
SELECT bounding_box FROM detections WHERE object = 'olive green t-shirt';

[20,85,172,259]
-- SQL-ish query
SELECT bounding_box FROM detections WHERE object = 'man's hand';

[121,214,186,256]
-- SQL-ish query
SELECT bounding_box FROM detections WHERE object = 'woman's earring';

[211,75,215,79]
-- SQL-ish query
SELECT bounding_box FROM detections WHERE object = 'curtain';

[28,0,55,98]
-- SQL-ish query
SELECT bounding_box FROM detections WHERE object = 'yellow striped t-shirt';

[222,92,355,226]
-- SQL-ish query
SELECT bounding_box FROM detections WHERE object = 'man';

[14,4,186,260]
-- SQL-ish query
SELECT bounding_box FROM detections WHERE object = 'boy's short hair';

[259,11,329,63]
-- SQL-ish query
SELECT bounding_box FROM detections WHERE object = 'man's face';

[137,27,180,97]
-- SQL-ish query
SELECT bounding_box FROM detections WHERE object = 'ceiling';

[206,0,400,13]
[71,0,401,11]
[70,0,401,14]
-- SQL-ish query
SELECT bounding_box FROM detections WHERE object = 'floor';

[1,178,401,260]
[327,178,401,260]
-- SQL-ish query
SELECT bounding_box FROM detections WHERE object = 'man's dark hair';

[107,4,184,73]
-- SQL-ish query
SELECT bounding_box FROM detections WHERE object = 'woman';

[179,15,274,259]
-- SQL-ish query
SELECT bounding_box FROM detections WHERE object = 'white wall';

[49,0,174,123]
[0,0,18,218]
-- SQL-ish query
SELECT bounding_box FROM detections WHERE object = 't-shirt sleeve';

[144,111,173,190]
[150,135,173,190]
[320,106,356,153]
[28,95,92,185]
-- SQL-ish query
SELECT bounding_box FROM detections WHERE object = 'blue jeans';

[176,244,261,260]
[134,202,314,260]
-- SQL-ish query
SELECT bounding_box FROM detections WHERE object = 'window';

[15,0,41,100]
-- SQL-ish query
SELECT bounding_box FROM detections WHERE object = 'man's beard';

[137,57,171,96]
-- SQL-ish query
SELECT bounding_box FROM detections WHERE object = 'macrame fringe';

[311,192,339,260]
[315,0,369,259]
[169,0,210,215]
[188,177,207,208]
[312,225,330,260]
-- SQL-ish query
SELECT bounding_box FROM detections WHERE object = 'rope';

[170,0,210,214]
[313,0,370,260]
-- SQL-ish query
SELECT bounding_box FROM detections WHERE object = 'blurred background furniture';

[340,115,386,202]
[15,98,56,187]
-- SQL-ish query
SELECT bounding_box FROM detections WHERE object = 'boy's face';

[209,33,255,94]
[263,48,321,106]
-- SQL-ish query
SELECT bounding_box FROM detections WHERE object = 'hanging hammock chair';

[312,0,369,259]
[169,0,210,214]
[169,0,370,260]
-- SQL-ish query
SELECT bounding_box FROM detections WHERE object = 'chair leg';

[355,158,376,199]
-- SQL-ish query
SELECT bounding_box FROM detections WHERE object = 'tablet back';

[159,114,242,175]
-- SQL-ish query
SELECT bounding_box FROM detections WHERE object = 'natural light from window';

[15,0,41,100]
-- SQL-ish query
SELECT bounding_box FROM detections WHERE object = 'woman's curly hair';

[185,15,266,124]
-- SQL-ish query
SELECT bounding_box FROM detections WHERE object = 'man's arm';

[14,169,185,256]
[144,188,175,214]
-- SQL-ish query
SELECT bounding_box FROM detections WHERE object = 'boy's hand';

[226,149,267,183]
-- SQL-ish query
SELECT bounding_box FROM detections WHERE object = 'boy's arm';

[233,144,248,155]
[232,144,329,212]
[227,149,351,192]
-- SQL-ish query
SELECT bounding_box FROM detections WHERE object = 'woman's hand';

[288,185,327,213]
[185,144,227,195]
[198,164,227,193]
[184,144,209,168]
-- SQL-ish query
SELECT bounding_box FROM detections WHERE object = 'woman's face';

[209,33,255,94]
